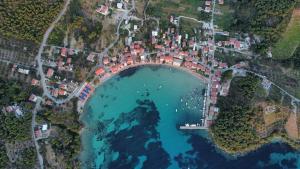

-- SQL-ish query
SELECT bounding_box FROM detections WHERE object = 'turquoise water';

[80,65,300,169]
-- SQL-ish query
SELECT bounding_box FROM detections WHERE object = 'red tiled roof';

[31,79,39,86]
[61,48,67,57]
[46,68,54,78]
[103,57,110,65]
[58,89,66,95]
[67,58,72,64]
[95,67,105,76]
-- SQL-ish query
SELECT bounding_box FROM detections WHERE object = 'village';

[1,0,300,168]
[0,0,254,131]
[0,0,272,143]
[24,0,252,129]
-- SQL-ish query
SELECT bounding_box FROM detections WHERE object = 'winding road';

[33,0,71,168]
[31,98,43,169]
[35,0,71,104]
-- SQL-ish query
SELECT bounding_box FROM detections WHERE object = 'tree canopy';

[0,0,64,42]
[211,75,263,153]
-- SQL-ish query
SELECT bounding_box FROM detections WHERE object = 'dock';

[179,123,208,130]
[179,125,208,130]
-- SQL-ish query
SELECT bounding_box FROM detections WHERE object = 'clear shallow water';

[80,65,300,169]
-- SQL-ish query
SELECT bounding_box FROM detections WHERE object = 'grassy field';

[149,0,205,20]
[273,9,300,59]
[179,18,202,36]
[215,4,234,31]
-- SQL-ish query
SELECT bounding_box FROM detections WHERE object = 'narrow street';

[31,98,43,169]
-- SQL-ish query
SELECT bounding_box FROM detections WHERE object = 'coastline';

[79,63,206,168]
[209,130,300,158]
[77,62,209,113]
[78,62,209,136]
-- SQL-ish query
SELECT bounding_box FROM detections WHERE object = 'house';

[87,53,95,62]
[117,3,123,9]
[218,62,228,69]
[29,94,38,102]
[229,38,236,45]
[173,58,183,67]
[102,57,110,65]
[58,89,67,96]
[61,47,67,57]
[205,1,212,6]
[96,4,109,15]
[31,79,39,86]
[46,68,54,78]
[42,124,48,131]
[160,56,173,64]
[18,68,29,75]
[218,0,224,5]
[110,65,119,74]
[205,7,211,12]
[59,84,67,90]
[234,41,241,50]
[152,31,158,37]
[95,67,105,76]
[126,56,134,65]
[67,58,72,64]
[52,89,59,97]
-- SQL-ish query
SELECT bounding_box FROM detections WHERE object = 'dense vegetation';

[221,70,233,83]
[280,46,300,70]
[0,78,38,168]
[16,148,37,169]
[228,0,296,53]
[38,98,81,168]
[0,144,8,168]
[0,0,64,42]
[48,0,103,48]
[0,79,34,142]
[212,75,263,153]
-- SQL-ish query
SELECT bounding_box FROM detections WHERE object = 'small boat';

[175,109,178,112]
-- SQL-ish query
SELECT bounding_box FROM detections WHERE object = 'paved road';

[33,1,71,168]
[31,98,43,169]
[35,0,71,104]
[178,16,206,25]
[245,69,300,102]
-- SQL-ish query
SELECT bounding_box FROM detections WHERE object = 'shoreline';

[78,62,210,164]
[77,62,209,114]
[209,130,300,158]
[78,62,209,136]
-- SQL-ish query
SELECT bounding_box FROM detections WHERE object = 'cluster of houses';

[2,104,24,117]
[34,123,51,140]
[216,37,250,50]
[202,0,224,13]
[96,0,130,16]
[40,47,82,99]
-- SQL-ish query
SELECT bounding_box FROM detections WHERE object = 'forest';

[0,0,64,42]
[211,75,263,153]
[228,0,297,53]
[0,78,37,168]
[38,98,81,168]
[0,79,34,142]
